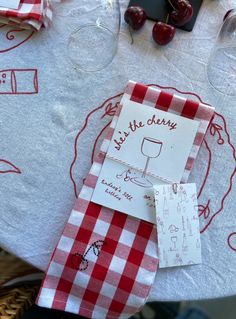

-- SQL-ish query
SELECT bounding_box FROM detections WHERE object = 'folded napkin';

[0,0,53,30]
[37,82,214,319]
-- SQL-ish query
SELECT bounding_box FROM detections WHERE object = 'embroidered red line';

[0,69,39,95]
[11,70,16,93]
[70,93,123,198]
[101,102,119,119]
[91,120,112,165]
[197,138,211,199]
[0,159,21,174]
[0,28,34,54]
[228,233,236,252]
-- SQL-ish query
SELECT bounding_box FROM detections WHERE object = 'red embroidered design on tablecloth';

[0,69,38,94]
[228,233,236,252]
[0,24,34,53]
[0,26,36,171]
[70,84,235,236]
[198,112,236,234]
[0,159,21,174]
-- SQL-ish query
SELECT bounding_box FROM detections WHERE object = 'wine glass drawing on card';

[131,137,163,188]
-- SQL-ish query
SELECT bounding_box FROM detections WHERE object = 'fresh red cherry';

[124,6,147,30]
[169,0,193,27]
[223,9,234,21]
[152,22,176,45]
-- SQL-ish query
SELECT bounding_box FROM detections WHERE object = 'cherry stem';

[128,25,134,45]
[166,13,170,24]
[166,0,176,10]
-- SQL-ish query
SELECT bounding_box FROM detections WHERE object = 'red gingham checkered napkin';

[0,0,52,30]
[36,82,214,319]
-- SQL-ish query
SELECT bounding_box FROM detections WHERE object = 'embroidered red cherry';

[124,6,147,30]
[169,0,193,27]
[152,22,176,45]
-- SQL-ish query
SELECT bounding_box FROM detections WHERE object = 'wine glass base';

[130,177,153,188]
[68,24,118,72]
[207,47,236,96]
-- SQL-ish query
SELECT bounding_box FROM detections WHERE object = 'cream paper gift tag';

[0,0,20,10]
[154,183,202,268]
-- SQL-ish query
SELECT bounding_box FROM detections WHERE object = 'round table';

[0,0,235,302]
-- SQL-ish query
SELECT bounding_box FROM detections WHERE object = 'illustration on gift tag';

[163,249,168,267]
[154,183,202,268]
[182,234,188,252]
[0,69,38,94]
[116,168,132,181]
[174,253,183,266]
[163,197,169,216]
[178,185,188,203]
[187,217,193,236]
[170,236,178,251]
[157,216,165,234]
[182,216,186,231]
[169,224,179,233]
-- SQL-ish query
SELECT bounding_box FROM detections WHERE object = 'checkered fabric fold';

[37,81,214,319]
[0,0,53,30]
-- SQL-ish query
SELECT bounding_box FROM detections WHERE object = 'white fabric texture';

[0,0,235,302]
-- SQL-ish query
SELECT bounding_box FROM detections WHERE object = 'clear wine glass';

[66,0,120,72]
[207,9,236,96]
[131,137,163,188]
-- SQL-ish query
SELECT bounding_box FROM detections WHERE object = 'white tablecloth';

[0,0,235,301]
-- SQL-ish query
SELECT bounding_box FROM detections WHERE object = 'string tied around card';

[102,151,180,193]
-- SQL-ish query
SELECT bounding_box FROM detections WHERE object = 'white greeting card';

[154,183,202,268]
[0,0,20,10]
[91,98,200,223]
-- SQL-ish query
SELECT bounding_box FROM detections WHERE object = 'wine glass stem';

[142,157,150,178]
